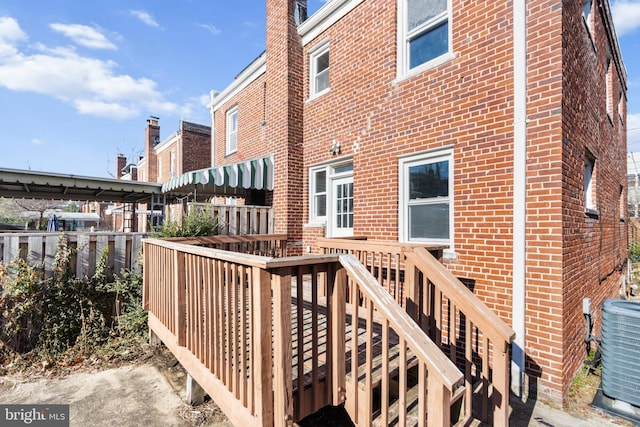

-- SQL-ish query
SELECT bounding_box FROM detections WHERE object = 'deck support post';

[149,329,162,346]
[186,373,205,406]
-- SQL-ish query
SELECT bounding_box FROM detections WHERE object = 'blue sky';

[0,0,639,178]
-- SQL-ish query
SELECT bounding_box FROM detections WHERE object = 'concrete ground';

[0,350,634,427]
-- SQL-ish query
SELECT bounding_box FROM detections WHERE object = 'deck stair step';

[346,342,417,391]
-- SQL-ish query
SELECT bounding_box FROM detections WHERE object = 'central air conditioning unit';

[601,299,640,407]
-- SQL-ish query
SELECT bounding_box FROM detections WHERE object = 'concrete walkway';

[0,360,633,427]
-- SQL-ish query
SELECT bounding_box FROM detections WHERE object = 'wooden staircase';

[143,236,515,427]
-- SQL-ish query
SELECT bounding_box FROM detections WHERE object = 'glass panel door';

[330,176,353,237]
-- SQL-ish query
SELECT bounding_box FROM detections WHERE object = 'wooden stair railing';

[332,254,466,426]
[405,247,516,427]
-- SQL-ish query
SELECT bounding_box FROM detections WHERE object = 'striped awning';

[161,155,274,194]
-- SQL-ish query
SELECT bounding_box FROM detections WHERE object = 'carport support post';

[186,374,205,406]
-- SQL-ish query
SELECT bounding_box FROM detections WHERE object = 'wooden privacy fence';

[143,237,471,426]
[319,238,515,426]
[0,232,144,277]
[180,204,274,235]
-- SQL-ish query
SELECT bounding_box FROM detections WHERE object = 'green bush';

[0,238,146,363]
[153,205,219,237]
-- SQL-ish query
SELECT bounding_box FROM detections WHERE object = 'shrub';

[153,205,219,237]
[0,237,146,364]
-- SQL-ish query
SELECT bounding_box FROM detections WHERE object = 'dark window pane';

[409,21,448,69]
[409,160,448,199]
[316,51,329,73]
[315,195,326,217]
[409,203,449,239]
[315,171,326,193]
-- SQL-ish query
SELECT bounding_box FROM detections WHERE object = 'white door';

[330,176,353,237]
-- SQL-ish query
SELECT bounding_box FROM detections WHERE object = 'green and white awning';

[161,155,274,194]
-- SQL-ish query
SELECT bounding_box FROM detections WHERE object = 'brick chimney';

[116,154,127,179]
[266,0,306,254]
[144,116,160,182]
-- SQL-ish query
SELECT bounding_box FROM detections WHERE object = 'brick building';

[114,117,212,231]
[170,0,629,405]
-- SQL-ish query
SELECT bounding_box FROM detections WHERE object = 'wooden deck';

[143,236,515,426]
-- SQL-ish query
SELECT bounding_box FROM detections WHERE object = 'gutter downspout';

[512,0,527,397]
[210,90,219,168]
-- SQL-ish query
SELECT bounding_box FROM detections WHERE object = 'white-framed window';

[226,106,238,155]
[605,46,613,119]
[585,154,596,212]
[398,0,451,78]
[170,149,176,178]
[309,161,353,237]
[582,0,592,31]
[310,168,327,222]
[399,149,452,244]
[309,41,330,98]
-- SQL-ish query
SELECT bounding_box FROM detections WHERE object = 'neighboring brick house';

[115,117,211,231]
[202,0,628,405]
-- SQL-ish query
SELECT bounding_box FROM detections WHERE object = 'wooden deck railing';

[163,234,287,257]
[143,236,469,426]
[319,238,515,426]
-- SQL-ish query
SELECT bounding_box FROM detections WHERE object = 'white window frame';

[399,148,453,245]
[308,160,354,238]
[309,167,328,223]
[309,40,330,99]
[397,0,453,80]
[226,106,238,155]
[585,154,596,213]
[582,0,592,32]
[170,149,176,178]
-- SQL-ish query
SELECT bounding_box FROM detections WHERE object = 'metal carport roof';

[0,167,167,203]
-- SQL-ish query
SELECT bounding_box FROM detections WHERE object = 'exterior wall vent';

[601,299,640,407]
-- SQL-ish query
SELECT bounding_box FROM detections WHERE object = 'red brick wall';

[143,120,160,182]
[181,122,212,173]
[559,0,627,401]
[205,0,626,403]
[265,0,305,253]
[212,75,268,165]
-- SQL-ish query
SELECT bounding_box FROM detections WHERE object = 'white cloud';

[611,0,640,37]
[0,18,184,120]
[31,138,44,145]
[0,17,28,56]
[129,10,160,28]
[49,23,117,50]
[198,23,221,35]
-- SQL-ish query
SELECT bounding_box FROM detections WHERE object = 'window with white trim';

[582,0,592,32]
[585,154,596,212]
[398,0,451,76]
[400,149,452,243]
[170,149,176,178]
[606,45,613,119]
[226,106,238,155]
[310,42,330,98]
[309,161,353,237]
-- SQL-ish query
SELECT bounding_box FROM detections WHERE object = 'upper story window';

[310,41,330,98]
[399,149,453,244]
[226,106,238,155]
[170,150,176,178]
[398,0,451,78]
[605,46,613,119]
[585,153,596,213]
[582,0,592,31]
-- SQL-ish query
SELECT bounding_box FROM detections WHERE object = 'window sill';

[304,221,326,229]
[394,52,456,84]
[585,208,599,219]
[306,88,330,103]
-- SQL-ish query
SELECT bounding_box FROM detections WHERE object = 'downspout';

[210,90,219,167]
[512,0,527,397]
